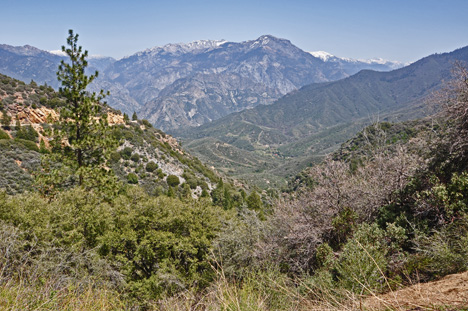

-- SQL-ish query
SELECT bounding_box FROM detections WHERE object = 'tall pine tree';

[38,30,119,197]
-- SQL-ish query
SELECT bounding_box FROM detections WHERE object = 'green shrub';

[145,161,158,172]
[418,173,468,222]
[100,188,224,300]
[334,222,405,295]
[201,188,209,197]
[186,177,198,189]
[14,139,39,152]
[109,151,121,163]
[166,175,180,187]
[141,119,152,128]
[39,139,49,154]
[130,153,140,162]
[414,218,468,278]
[127,173,138,184]
[156,169,164,179]
[330,206,358,248]
[0,128,9,140]
[134,164,144,174]
[246,191,262,210]
[121,147,133,160]
[15,125,39,142]
[1,113,11,130]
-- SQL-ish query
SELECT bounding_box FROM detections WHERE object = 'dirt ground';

[364,271,468,310]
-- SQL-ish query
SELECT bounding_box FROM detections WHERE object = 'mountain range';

[0,35,403,131]
[4,35,463,187]
[175,45,468,187]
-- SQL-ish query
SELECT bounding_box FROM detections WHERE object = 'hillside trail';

[363,271,468,310]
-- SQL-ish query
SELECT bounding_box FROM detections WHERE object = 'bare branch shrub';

[213,209,270,278]
[429,61,468,173]
[263,142,425,273]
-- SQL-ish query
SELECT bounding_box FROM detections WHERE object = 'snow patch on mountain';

[309,51,334,61]
[132,39,227,58]
[48,50,67,57]
[309,51,404,69]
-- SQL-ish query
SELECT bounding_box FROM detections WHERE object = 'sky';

[1,0,468,63]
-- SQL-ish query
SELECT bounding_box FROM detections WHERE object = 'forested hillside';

[0,73,222,198]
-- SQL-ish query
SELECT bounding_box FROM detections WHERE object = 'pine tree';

[39,138,49,154]
[38,30,119,197]
[246,191,263,210]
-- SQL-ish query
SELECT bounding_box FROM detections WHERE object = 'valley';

[176,45,468,186]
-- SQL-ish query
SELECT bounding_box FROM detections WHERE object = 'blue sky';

[2,0,468,63]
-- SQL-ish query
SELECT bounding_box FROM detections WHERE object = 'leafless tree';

[262,135,426,273]
[430,62,468,167]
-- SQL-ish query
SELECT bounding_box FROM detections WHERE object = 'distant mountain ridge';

[176,45,468,186]
[0,44,116,88]
[102,35,348,129]
[309,50,405,73]
[0,36,403,130]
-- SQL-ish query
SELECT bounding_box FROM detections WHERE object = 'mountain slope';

[109,35,348,130]
[0,73,217,196]
[133,35,401,130]
[0,37,403,131]
[176,45,468,185]
[0,44,116,88]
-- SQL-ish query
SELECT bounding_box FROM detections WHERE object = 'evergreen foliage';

[0,128,9,140]
[15,124,39,142]
[166,174,180,187]
[0,186,226,304]
[37,30,119,197]
[246,191,263,210]
[145,161,158,172]
[127,172,138,184]
[1,112,11,130]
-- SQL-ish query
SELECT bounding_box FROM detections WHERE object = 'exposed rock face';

[15,106,59,124]
[140,72,282,130]
[107,112,125,126]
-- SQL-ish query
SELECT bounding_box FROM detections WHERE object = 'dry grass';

[0,279,125,311]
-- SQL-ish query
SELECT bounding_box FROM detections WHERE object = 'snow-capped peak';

[136,39,227,57]
[309,51,335,61]
[48,49,67,57]
[309,50,404,70]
